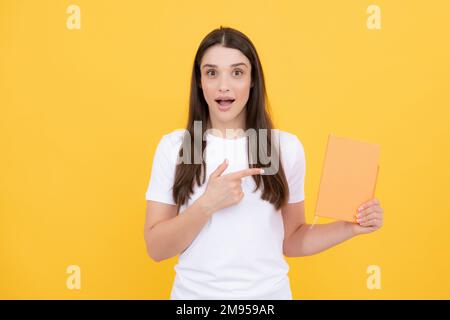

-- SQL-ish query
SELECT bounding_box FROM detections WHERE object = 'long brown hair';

[172,26,289,213]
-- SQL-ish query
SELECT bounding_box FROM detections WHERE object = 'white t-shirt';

[145,129,306,300]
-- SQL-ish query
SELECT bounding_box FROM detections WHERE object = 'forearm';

[145,197,213,262]
[284,221,355,257]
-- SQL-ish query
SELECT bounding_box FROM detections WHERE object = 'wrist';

[195,195,215,217]
[344,221,359,237]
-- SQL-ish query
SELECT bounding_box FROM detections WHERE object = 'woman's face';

[200,45,252,132]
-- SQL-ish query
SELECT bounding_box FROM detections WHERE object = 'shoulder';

[278,130,305,154]
[277,130,306,174]
[151,129,187,167]
[158,128,187,149]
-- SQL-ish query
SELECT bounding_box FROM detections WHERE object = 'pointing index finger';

[225,168,264,179]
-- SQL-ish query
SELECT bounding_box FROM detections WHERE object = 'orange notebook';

[314,134,381,223]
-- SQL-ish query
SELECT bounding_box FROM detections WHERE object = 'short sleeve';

[285,135,306,203]
[145,135,177,205]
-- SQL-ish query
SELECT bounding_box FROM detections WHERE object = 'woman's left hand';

[350,198,384,236]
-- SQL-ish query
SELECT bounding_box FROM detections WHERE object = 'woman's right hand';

[197,159,264,215]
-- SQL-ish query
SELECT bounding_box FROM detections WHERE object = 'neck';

[207,110,247,139]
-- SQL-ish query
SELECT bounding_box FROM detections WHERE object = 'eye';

[233,69,244,76]
[206,69,216,77]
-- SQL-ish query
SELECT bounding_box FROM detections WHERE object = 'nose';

[218,75,230,93]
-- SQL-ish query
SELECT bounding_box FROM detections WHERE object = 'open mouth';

[215,98,235,107]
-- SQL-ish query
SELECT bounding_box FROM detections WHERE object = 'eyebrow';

[201,62,248,69]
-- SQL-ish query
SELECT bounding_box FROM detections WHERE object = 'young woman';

[144,27,384,300]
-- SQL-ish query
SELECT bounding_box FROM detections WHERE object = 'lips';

[215,97,235,107]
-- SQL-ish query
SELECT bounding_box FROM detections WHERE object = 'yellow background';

[1,0,449,299]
